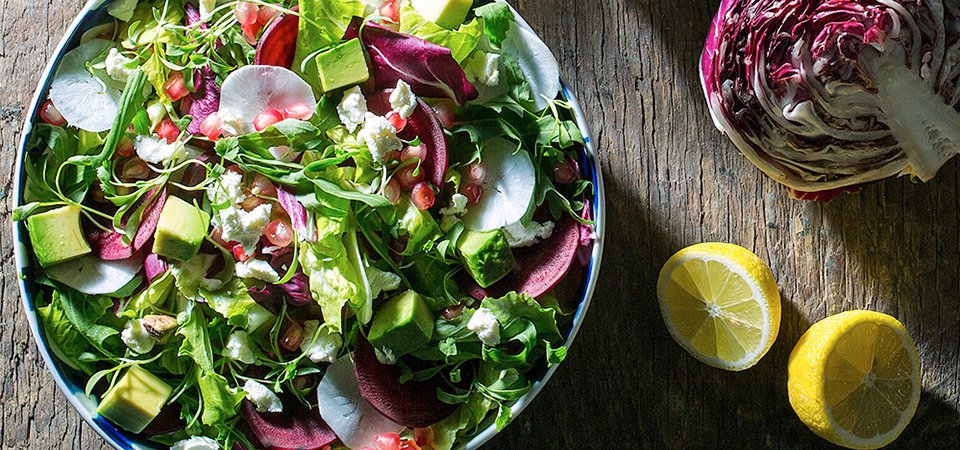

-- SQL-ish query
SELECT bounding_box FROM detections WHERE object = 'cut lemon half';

[787,311,921,449]
[656,243,781,371]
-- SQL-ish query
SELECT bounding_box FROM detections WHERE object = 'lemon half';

[788,310,921,449]
[656,243,781,371]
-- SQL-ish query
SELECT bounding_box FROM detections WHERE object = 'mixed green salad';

[16,0,594,448]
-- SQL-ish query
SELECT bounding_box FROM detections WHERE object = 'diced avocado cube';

[457,229,516,288]
[316,38,370,93]
[396,198,441,256]
[152,196,210,261]
[96,365,172,434]
[26,205,91,268]
[412,0,474,29]
[368,290,435,358]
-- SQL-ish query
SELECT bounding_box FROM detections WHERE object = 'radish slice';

[46,254,143,295]
[218,65,316,135]
[49,39,122,132]
[461,138,536,231]
[500,4,561,112]
[317,354,402,450]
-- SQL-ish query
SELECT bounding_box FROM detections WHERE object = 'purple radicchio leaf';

[277,187,315,241]
[346,19,478,105]
[144,253,168,283]
[248,284,284,315]
[187,67,220,135]
[279,273,313,307]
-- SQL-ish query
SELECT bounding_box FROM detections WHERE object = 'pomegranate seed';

[399,440,421,450]
[235,2,259,25]
[553,157,580,184]
[212,228,233,248]
[383,178,401,204]
[394,164,424,190]
[265,219,294,247]
[225,164,245,177]
[121,158,151,180]
[179,95,193,116]
[240,194,265,211]
[281,321,304,352]
[441,305,464,320]
[241,22,261,45]
[156,119,180,143]
[39,100,66,126]
[254,108,284,131]
[250,174,278,197]
[432,100,456,128]
[231,244,250,262]
[257,5,280,26]
[163,72,189,102]
[199,112,223,140]
[116,136,135,157]
[379,0,400,22]
[386,111,407,131]
[411,182,435,210]
[413,427,434,447]
[400,145,426,163]
[374,433,401,450]
[385,149,402,163]
[465,162,487,183]
[283,103,314,120]
[460,183,484,205]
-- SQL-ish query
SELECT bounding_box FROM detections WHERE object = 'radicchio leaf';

[144,253,168,283]
[277,186,315,241]
[279,272,313,307]
[187,67,220,135]
[348,19,478,105]
[702,0,960,198]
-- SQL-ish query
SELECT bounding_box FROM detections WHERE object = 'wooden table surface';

[2,1,959,448]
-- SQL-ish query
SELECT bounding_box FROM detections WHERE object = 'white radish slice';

[499,3,561,111]
[317,354,402,450]
[46,254,143,295]
[49,39,122,132]
[462,138,537,232]
[218,65,317,135]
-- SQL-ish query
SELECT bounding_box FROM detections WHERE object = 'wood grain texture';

[2,1,958,449]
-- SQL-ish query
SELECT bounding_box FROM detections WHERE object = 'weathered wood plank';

[2,1,957,449]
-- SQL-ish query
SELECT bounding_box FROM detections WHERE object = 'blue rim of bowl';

[12,1,606,449]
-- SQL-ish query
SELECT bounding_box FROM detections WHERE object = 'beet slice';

[132,188,166,250]
[241,397,337,450]
[85,188,166,260]
[467,214,581,300]
[353,336,456,428]
[367,91,449,186]
[255,10,299,68]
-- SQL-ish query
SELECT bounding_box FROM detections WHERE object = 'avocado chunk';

[152,196,210,261]
[412,0,474,29]
[96,365,172,433]
[457,229,516,288]
[316,38,370,93]
[368,290,435,359]
[26,205,91,268]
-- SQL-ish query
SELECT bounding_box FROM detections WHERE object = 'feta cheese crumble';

[338,86,368,133]
[440,193,469,217]
[218,108,251,136]
[467,308,501,346]
[171,436,219,450]
[121,319,155,354]
[208,171,272,256]
[389,80,418,119]
[135,135,183,165]
[300,320,342,363]
[465,51,501,86]
[235,258,280,283]
[242,380,283,413]
[502,220,555,248]
[105,48,136,83]
[358,112,402,161]
[225,331,256,364]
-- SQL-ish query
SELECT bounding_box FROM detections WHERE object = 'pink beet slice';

[467,214,581,300]
[241,398,337,450]
[354,336,456,428]
[255,10,299,68]
[85,188,166,260]
[132,188,166,250]
[367,91,448,186]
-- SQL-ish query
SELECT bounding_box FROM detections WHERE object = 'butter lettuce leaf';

[294,0,368,86]
[399,2,484,63]
[299,234,364,333]
[37,292,97,374]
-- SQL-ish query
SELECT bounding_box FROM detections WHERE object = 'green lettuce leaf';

[399,2,484,63]
[56,287,120,353]
[197,371,245,427]
[474,2,514,46]
[481,292,562,343]
[120,271,175,319]
[177,306,214,372]
[293,0,367,87]
[299,235,365,333]
[200,278,275,332]
[37,292,96,374]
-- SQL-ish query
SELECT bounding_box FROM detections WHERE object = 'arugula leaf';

[55,288,120,354]
[177,305,214,372]
[399,2,484,63]
[197,372,245,427]
[201,278,276,333]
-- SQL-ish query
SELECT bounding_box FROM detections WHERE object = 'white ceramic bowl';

[13,1,605,448]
